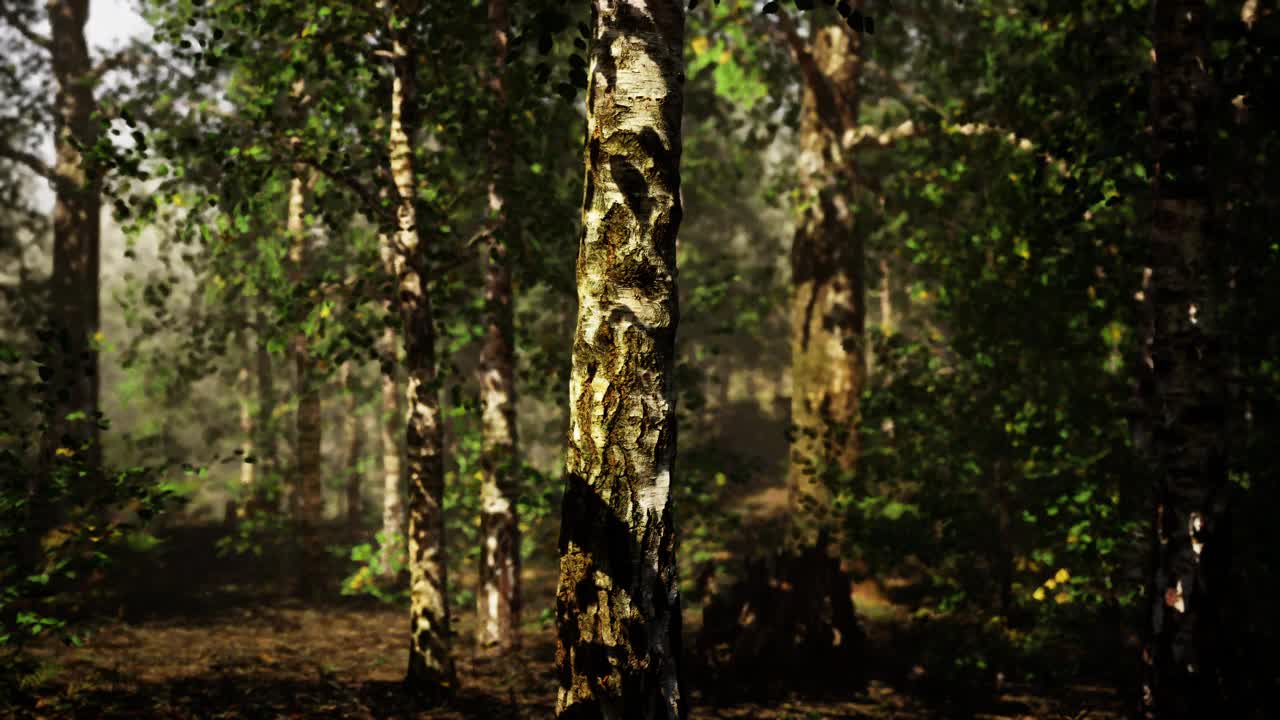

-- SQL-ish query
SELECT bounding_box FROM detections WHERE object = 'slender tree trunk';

[288,173,325,597]
[44,0,101,469]
[787,22,865,547]
[236,331,256,519]
[476,0,521,653]
[1139,1,1230,717]
[383,0,456,698]
[255,309,278,512]
[341,361,364,531]
[379,323,406,577]
[879,256,893,335]
[554,2,686,717]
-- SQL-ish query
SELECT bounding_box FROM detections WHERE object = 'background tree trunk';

[1139,1,1231,717]
[787,21,865,548]
[554,2,686,717]
[379,323,405,577]
[476,0,521,653]
[383,0,456,698]
[342,361,363,531]
[288,173,325,598]
[44,0,102,470]
[254,308,278,513]
[236,330,256,520]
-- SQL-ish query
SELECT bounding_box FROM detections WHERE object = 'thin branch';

[842,119,919,151]
[767,8,827,101]
[0,7,52,51]
[0,144,54,180]
[88,46,140,86]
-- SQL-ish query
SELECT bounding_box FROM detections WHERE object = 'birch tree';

[381,0,456,699]
[554,1,687,717]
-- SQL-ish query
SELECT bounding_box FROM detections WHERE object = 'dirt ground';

[7,525,1126,719]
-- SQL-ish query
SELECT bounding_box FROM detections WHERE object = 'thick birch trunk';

[44,0,101,469]
[288,173,324,597]
[787,23,865,547]
[382,0,456,697]
[554,2,686,717]
[1139,1,1231,717]
[476,0,522,652]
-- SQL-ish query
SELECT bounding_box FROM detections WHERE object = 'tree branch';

[0,7,52,50]
[0,144,54,180]
[88,46,140,85]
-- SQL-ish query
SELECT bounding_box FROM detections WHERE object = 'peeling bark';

[43,0,102,470]
[288,173,325,597]
[787,22,865,548]
[1139,2,1231,717]
[476,0,522,653]
[382,0,456,698]
[554,2,686,718]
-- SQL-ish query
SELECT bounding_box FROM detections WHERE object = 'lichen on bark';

[554,2,687,718]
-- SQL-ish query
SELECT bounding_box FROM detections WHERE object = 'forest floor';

[8,524,1127,720]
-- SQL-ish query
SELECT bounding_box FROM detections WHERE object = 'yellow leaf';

[1032,587,1046,601]
[171,193,184,207]
[718,49,732,65]
[690,36,709,55]
[319,305,331,319]
[55,447,75,457]
[1044,579,1057,590]
[92,331,105,344]
[1054,592,1070,605]
[1054,568,1071,584]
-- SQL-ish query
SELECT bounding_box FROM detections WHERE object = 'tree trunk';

[879,256,893,335]
[1139,1,1231,717]
[787,22,865,548]
[342,361,364,531]
[379,324,405,577]
[44,0,101,470]
[696,16,866,699]
[254,309,278,512]
[554,2,686,718]
[476,0,521,653]
[383,0,456,698]
[236,331,256,519]
[288,173,324,597]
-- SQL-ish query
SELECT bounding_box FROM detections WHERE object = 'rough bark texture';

[787,22,865,547]
[384,1,456,698]
[1139,1,1231,717]
[554,2,686,718]
[288,174,325,597]
[341,361,364,530]
[44,0,102,468]
[379,323,405,577]
[475,0,522,653]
